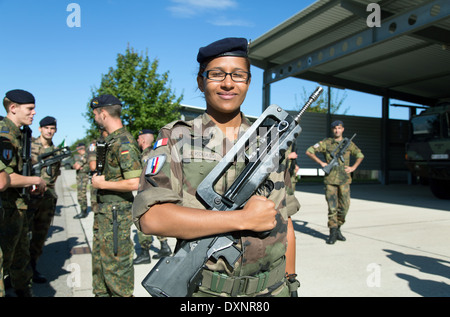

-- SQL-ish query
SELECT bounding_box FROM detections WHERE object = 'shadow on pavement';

[384,249,450,297]
[297,183,450,211]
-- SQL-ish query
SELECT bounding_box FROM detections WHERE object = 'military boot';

[336,226,346,241]
[31,259,47,283]
[133,249,151,265]
[326,227,338,245]
[152,240,172,259]
[73,209,88,219]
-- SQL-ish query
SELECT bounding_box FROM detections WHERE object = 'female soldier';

[132,37,299,297]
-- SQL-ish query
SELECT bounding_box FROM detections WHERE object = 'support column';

[380,96,390,185]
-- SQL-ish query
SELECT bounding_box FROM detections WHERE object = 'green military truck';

[405,102,450,199]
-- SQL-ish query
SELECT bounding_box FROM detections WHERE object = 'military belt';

[201,257,286,296]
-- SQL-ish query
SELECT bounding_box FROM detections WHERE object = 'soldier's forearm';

[97,177,140,192]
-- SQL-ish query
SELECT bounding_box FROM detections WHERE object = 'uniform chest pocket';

[182,149,222,190]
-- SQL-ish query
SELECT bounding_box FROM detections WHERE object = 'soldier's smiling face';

[197,56,251,117]
[13,103,36,126]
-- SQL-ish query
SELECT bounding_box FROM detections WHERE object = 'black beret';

[90,94,122,109]
[138,129,155,136]
[39,116,57,127]
[77,143,85,148]
[331,120,344,128]
[197,37,248,64]
[5,89,35,104]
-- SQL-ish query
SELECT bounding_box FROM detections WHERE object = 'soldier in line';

[132,38,300,297]
[305,120,364,244]
[0,89,46,297]
[90,94,142,297]
[0,160,12,297]
[28,116,62,283]
[73,143,89,219]
[133,129,172,265]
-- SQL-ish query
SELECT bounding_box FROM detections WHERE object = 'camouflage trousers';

[0,208,32,292]
[92,201,134,297]
[325,184,351,228]
[29,190,57,263]
[76,172,89,211]
[0,246,4,297]
[136,231,168,250]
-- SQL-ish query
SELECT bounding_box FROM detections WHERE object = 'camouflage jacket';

[74,151,89,174]
[0,117,27,209]
[133,112,297,278]
[307,137,364,185]
[98,126,142,204]
[31,137,61,189]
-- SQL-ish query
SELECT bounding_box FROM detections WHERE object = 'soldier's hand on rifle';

[91,173,105,189]
[31,176,46,194]
[241,195,277,232]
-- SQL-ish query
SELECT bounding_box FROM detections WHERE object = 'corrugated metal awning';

[249,0,450,106]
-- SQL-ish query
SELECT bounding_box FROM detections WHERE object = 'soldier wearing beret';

[28,116,62,283]
[133,129,172,265]
[0,160,11,297]
[0,89,46,297]
[90,94,142,297]
[306,120,364,244]
[132,37,300,297]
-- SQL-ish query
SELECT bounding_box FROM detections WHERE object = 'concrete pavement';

[31,170,450,297]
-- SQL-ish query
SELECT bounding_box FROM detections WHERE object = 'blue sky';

[0,0,418,146]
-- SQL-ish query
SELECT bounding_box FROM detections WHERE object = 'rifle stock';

[141,87,323,297]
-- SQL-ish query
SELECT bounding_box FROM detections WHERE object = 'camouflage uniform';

[87,141,98,214]
[0,160,10,297]
[0,117,33,294]
[28,137,61,266]
[74,150,89,212]
[133,112,298,297]
[306,137,364,228]
[136,146,154,251]
[92,126,142,297]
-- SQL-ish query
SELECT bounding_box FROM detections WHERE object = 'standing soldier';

[0,160,12,297]
[133,38,299,297]
[133,129,172,265]
[90,94,142,297]
[0,89,46,297]
[28,116,62,283]
[73,143,89,219]
[305,120,364,244]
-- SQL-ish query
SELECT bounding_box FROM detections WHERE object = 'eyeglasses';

[202,69,251,83]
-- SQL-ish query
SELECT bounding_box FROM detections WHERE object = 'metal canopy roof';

[249,0,450,107]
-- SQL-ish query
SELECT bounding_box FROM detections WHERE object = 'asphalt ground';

[27,170,450,297]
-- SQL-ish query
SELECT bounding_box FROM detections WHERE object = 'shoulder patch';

[145,154,166,176]
[0,136,14,165]
[313,143,320,148]
[153,138,168,150]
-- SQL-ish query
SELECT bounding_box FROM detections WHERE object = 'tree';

[84,45,183,139]
[296,86,348,114]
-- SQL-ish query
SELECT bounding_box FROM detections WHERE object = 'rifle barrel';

[294,86,323,124]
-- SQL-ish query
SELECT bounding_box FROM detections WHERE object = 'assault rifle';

[322,133,356,175]
[141,86,323,297]
[21,126,33,199]
[32,146,73,177]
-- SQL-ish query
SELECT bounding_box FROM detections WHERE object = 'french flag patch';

[153,138,168,149]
